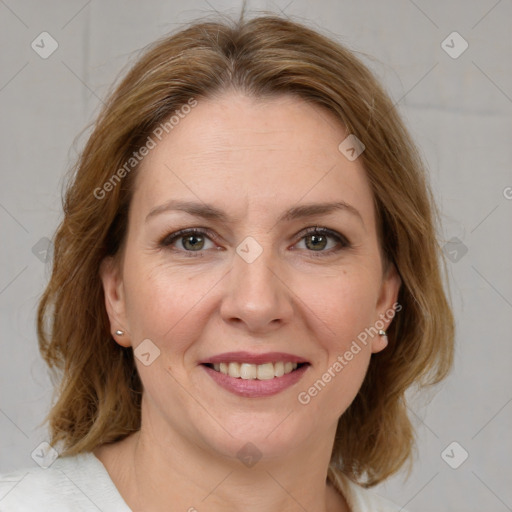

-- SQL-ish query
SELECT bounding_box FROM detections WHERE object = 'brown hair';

[37,12,455,487]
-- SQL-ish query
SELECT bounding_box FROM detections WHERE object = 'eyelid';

[159,227,220,248]
[299,226,350,246]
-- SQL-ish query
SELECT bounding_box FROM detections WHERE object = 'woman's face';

[102,91,401,460]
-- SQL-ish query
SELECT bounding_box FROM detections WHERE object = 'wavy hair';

[37,12,455,487]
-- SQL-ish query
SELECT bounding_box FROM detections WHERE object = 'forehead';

[131,92,376,228]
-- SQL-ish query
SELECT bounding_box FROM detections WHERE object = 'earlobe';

[372,262,402,354]
[372,330,388,353]
[99,256,131,347]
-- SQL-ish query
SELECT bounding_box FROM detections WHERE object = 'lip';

[202,363,309,398]
[199,351,309,365]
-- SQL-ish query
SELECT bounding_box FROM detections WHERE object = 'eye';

[159,226,350,257]
[159,228,217,255]
[295,226,350,255]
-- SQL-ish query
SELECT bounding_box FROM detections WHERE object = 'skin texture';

[97,91,401,512]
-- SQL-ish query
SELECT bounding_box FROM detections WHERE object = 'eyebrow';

[146,199,364,226]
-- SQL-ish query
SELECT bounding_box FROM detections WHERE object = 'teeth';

[228,362,241,378]
[240,363,257,379]
[274,361,285,377]
[212,361,301,380]
[257,362,275,380]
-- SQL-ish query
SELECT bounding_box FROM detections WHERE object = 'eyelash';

[159,226,351,258]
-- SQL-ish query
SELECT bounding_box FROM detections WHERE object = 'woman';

[0,13,454,512]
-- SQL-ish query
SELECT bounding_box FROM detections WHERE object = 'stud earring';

[115,330,125,336]
[378,329,387,337]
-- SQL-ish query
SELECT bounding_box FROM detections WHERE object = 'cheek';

[299,291,375,421]
[122,258,210,352]
[298,268,380,350]
[295,271,378,410]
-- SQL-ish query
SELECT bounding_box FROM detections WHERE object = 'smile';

[207,361,303,380]
[201,362,309,398]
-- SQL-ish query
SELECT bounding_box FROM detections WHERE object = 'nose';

[219,241,294,333]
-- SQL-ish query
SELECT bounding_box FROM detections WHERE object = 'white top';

[0,452,406,511]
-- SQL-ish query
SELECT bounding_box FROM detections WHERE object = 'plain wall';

[1,1,511,510]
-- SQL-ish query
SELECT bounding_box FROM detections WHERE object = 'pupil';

[184,235,203,250]
[307,234,326,251]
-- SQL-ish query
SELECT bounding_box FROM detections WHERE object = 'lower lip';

[202,364,309,397]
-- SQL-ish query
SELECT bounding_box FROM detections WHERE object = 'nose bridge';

[233,234,280,302]
[220,234,292,330]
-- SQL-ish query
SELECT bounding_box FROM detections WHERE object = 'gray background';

[1,1,511,511]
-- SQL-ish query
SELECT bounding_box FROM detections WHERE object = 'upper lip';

[200,351,309,365]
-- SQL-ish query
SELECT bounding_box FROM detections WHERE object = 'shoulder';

[0,452,131,512]
[329,469,408,512]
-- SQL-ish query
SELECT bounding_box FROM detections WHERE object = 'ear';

[100,256,131,348]
[371,261,402,354]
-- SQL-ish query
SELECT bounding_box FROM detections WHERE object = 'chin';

[191,412,314,465]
